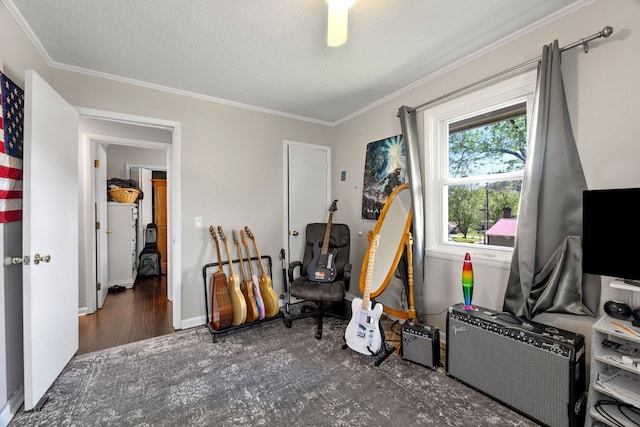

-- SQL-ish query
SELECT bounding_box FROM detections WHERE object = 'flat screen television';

[582,187,640,284]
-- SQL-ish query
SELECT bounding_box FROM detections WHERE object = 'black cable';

[595,400,640,427]
[595,400,625,427]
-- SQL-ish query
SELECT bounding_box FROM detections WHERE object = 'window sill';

[425,244,513,269]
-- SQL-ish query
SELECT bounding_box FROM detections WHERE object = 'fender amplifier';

[446,304,586,427]
[401,322,440,369]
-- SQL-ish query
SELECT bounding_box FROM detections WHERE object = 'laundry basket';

[108,188,140,203]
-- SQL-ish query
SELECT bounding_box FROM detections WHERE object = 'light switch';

[195,216,203,228]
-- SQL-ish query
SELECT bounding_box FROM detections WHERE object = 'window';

[423,71,536,262]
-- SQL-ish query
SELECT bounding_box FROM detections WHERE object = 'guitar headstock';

[328,199,339,212]
[209,226,218,242]
[240,229,248,246]
[217,226,227,243]
[244,226,255,241]
[232,229,239,245]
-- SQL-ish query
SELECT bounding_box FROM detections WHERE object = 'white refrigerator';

[107,202,138,289]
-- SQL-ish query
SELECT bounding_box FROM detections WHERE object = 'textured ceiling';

[6,0,585,124]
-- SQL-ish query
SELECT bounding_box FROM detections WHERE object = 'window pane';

[448,181,521,247]
[448,107,527,179]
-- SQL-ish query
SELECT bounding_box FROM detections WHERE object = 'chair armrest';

[288,261,303,283]
[344,263,352,291]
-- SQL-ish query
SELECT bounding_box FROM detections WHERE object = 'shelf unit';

[202,255,283,342]
[587,315,640,426]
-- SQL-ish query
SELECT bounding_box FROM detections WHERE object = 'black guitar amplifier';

[401,322,440,369]
[446,304,586,427]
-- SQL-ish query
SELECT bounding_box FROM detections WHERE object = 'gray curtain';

[398,106,425,321]
[502,40,600,319]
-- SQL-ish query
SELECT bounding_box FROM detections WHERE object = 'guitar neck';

[320,212,334,255]
[243,243,255,275]
[210,226,224,273]
[240,231,255,275]
[222,241,235,274]
[250,240,267,276]
[217,227,235,275]
[234,241,248,282]
[362,234,379,311]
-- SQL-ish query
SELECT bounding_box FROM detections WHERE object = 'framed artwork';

[362,135,406,220]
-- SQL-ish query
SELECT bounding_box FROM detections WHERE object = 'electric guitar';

[245,226,280,318]
[345,234,383,355]
[241,229,266,320]
[232,229,260,322]
[209,226,234,330]
[218,226,247,326]
[306,199,339,282]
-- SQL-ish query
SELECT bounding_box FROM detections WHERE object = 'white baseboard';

[180,315,206,330]
[0,383,23,427]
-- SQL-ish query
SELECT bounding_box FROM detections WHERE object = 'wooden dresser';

[152,179,168,273]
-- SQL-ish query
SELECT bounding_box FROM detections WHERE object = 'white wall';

[105,145,166,180]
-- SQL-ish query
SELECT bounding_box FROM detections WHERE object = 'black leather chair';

[284,223,351,339]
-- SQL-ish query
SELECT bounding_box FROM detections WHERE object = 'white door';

[131,167,153,256]
[285,142,331,269]
[94,143,108,309]
[22,70,79,411]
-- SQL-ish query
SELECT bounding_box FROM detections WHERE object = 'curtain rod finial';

[602,26,613,38]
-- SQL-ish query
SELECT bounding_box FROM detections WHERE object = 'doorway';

[81,135,172,353]
[282,140,331,298]
[78,109,183,339]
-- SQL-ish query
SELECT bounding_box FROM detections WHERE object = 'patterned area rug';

[9,316,538,426]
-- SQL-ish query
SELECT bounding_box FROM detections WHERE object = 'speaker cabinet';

[446,304,586,427]
[401,322,440,369]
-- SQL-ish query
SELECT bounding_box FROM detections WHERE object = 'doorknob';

[290,230,299,236]
[4,256,30,266]
[33,254,51,265]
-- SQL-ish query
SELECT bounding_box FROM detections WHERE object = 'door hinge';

[96,282,101,291]
[94,159,100,168]
[96,221,100,230]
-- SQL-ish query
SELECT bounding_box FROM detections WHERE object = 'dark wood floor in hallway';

[77,275,174,355]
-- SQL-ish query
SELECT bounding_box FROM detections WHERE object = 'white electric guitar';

[345,234,383,355]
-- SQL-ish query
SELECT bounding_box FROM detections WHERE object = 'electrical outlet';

[195,216,203,228]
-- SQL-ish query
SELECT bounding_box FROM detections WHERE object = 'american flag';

[0,72,24,223]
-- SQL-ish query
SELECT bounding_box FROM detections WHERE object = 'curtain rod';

[407,26,613,113]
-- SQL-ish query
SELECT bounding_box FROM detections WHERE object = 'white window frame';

[422,70,537,265]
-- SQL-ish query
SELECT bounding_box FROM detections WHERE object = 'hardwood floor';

[77,275,174,355]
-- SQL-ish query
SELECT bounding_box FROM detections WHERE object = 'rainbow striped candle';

[461,252,474,310]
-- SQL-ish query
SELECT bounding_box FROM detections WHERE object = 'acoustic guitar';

[208,226,233,330]
[244,226,280,318]
[241,229,266,320]
[232,229,260,323]
[218,226,247,326]
[306,199,339,282]
[345,234,383,355]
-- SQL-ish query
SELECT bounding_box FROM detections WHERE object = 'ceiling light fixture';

[327,0,356,47]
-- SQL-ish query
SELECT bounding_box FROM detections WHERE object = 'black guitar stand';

[374,322,396,366]
[202,255,284,343]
